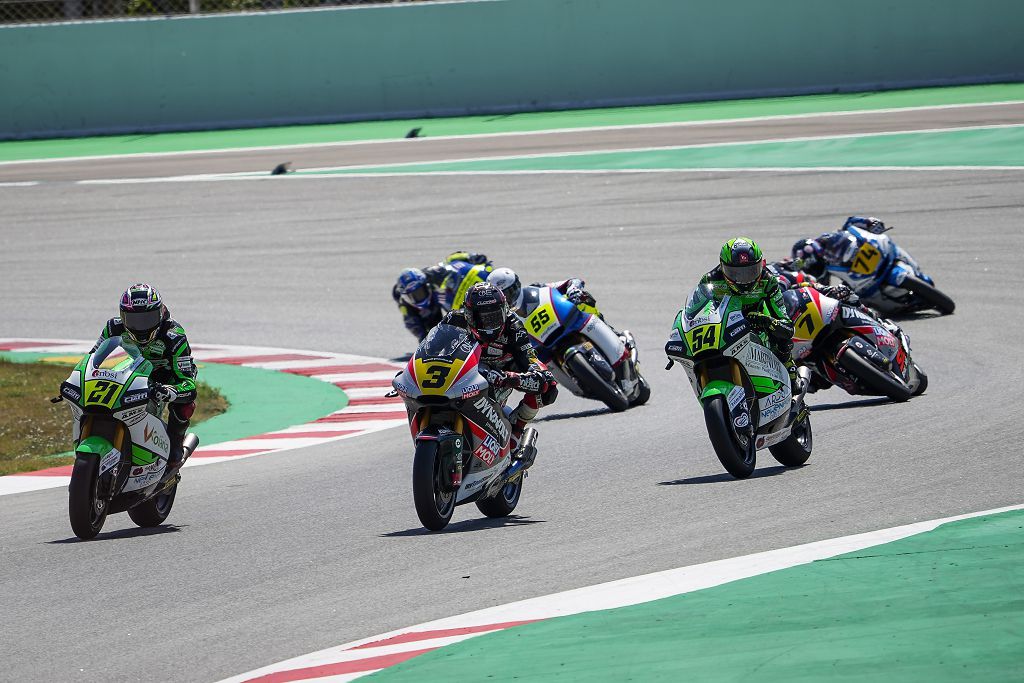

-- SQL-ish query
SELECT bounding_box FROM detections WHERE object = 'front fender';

[76,435,114,457]
[699,380,738,403]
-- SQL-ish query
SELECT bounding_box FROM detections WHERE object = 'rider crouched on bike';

[772,238,860,304]
[487,267,624,335]
[440,282,557,447]
[392,251,491,341]
[91,284,197,470]
[700,238,800,394]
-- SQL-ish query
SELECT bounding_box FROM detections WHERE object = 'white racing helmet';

[487,267,523,309]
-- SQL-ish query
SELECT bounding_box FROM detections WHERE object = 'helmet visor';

[470,307,505,335]
[722,262,763,287]
[122,309,162,339]
[403,284,431,306]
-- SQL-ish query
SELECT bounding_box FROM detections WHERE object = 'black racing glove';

[822,284,853,301]
[565,287,596,307]
[745,311,775,330]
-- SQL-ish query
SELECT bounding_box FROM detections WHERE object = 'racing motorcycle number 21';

[84,379,121,408]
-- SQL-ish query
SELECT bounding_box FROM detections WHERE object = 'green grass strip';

[371,508,1024,682]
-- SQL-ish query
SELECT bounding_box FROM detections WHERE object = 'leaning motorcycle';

[665,284,812,479]
[517,284,649,412]
[391,323,539,531]
[826,224,955,315]
[57,337,199,540]
[785,287,926,402]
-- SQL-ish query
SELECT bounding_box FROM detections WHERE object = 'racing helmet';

[486,267,523,310]
[843,216,888,235]
[719,237,766,294]
[818,231,858,265]
[463,282,508,344]
[119,283,167,346]
[397,268,436,312]
[791,238,826,278]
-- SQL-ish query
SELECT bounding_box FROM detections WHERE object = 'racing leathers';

[391,284,443,342]
[91,318,197,466]
[698,266,799,392]
[394,252,490,339]
[439,308,557,441]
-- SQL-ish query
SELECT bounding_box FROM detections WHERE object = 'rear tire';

[904,275,955,315]
[837,347,912,402]
[475,478,522,518]
[412,441,456,531]
[68,455,108,540]
[128,480,178,527]
[566,353,629,412]
[703,395,755,479]
[769,412,812,467]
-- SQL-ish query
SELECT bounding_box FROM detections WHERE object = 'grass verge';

[0,358,228,476]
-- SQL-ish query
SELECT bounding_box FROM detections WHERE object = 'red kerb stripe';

[316,411,407,423]
[345,396,403,406]
[0,341,68,350]
[332,379,395,389]
[244,648,434,683]
[352,619,540,650]
[15,464,74,477]
[282,363,399,376]
[202,354,331,365]
[241,431,357,439]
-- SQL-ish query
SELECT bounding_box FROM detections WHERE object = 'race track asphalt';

[1,113,1022,682]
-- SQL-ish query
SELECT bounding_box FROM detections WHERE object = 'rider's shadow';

[809,397,892,411]
[48,525,186,543]
[887,310,946,323]
[659,465,796,485]
[537,407,610,422]
[382,516,545,537]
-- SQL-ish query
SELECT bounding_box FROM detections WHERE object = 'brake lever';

[50,395,64,404]
[665,359,674,370]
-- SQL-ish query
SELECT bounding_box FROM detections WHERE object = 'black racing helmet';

[463,282,508,344]
[119,283,167,346]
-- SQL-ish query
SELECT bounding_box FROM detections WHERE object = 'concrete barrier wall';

[2,0,1023,139]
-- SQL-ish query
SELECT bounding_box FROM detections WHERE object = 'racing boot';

[783,357,802,396]
[166,414,190,473]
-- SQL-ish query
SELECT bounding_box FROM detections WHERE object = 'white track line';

[2,99,1022,168]
[219,502,1024,683]
[0,339,406,498]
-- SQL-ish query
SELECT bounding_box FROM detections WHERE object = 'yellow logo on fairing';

[851,242,882,275]
[414,358,465,395]
[794,301,826,341]
[525,303,557,340]
[685,324,721,353]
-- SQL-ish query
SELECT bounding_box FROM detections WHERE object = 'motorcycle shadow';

[808,397,891,411]
[659,465,795,485]
[383,515,545,537]
[887,310,946,322]
[537,407,611,422]
[49,524,185,543]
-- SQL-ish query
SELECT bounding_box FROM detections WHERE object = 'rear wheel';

[703,395,755,479]
[68,455,108,540]
[128,480,178,527]
[475,477,522,518]
[412,441,456,531]
[837,347,912,402]
[904,275,955,315]
[769,411,812,467]
[566,353,629,412]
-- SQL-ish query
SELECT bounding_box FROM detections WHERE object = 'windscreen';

[418,324,471,359]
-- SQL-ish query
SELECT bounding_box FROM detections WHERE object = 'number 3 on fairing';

[421,365,451,389]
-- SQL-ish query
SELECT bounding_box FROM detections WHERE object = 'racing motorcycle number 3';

[420,364,451,389]
[686,324,720,353]
[526,303,557,339]
[851,243,882,275]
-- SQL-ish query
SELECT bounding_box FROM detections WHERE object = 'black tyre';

[630,371,652,407]
[837,348,912,402]
[128,480,178,528]
[904,275,955,315]
[703,395,755,479]
[769,411,812,467]
[566,353,629,412]
[475,477,522,518]
[912,363,928,396]
[68,455,108,540]
[412,440,456,531]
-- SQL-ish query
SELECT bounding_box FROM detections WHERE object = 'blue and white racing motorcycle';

[824,219,955,315]
[516,284,650,412]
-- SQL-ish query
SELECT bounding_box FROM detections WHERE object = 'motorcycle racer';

[699,238,800,393]
[90,283,197,470]
[392,252,491,340]
[440,282,557,444]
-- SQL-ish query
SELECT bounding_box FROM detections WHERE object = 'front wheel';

[904,275,955,315]
[769,411,812,467]
[475,477,522,518]
[566,353,629,412]
[128,480,178,527]
[912,363,928,396]
[703,395,755,479]
[837,347,912,402]
[412,441,456,531]
[630,371,652,407]
[68,455,108,540]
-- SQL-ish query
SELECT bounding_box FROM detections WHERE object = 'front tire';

[566,353,629,412]
[630,371,652,407]
[128,480,178,527]
[912,363,929,396]
[475,477,522,518]
[837,347,912,402]
[904,275,955,315]
[68,455,108,540]
[703,395,755,479]
[412,441,456,531]
[769,411,812,467]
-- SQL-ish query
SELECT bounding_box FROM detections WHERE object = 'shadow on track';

[537,407,610,422]
[809,397,891,411]
[48,525,186,543]
[382,515,545,537]
[659,465,801,485]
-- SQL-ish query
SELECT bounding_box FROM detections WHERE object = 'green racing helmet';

[719,237,766,294]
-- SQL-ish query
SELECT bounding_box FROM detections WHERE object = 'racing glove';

[565,287,596,307]
[152,384,180,402]
[821,284,853,301]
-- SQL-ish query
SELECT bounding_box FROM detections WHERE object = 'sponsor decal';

[461,382,486,399]
[733,413,750,429]
[61,384,81,401]
[875,331,897,348]
[91,369,117,379]
[474,434,501,465]
[472,396,511,443]
[132,467,144,476]
[144,424,170,453]
[726,385,745,409]
[176,355,195,375]
[120,407,146,425]
[665,343,685,356]
[99,448,121,475]
[147,340,166,356]
[727,311,744,327]
[749,346,775,367]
